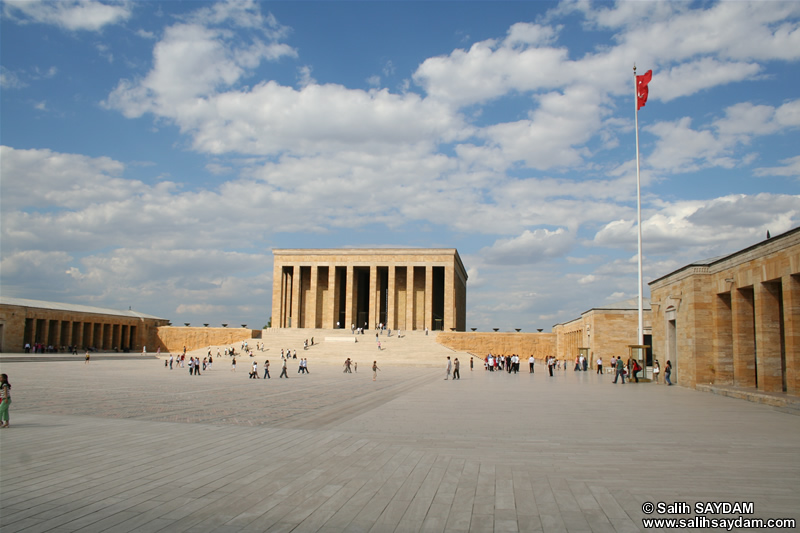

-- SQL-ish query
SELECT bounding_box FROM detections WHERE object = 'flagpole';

[634,65,644,346]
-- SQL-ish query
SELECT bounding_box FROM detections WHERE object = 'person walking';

[529,355,534,373]
[665,360,673,386]
[445,357,452,380]
[280,358,289,378]
[631,359,640,383]
[0,374,11,428]
[231,357,236,372]
[453,358,460,380]
[263,359,271,379]
[596,357,603,375]
[613,357,626,384]
[653,359,660,383]
[372,361,380,381]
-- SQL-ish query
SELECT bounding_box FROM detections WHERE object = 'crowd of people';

[482,353,533,373]
[478,353,673,386]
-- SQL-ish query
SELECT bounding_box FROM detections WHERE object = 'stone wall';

[552,305,652,369]
[649,228,799,395]
[155,327,261,354]
[436,332,555,359]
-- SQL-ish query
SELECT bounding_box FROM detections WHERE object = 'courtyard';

[1,351,798,532]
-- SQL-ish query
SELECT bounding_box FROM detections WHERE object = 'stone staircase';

[194,328,468,368]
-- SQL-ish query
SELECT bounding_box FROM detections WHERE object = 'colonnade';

[23,316,146,351]
[711,274,799,394]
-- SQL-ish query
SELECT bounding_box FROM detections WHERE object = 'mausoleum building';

[272,248,468,332]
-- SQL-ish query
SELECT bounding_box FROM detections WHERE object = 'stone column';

[783,274,799,395]
[444,265,455,331]
[369,265,377,330]
[309,265,319,329]
[345,265,354,331]
[111,323,120,351]
[755,281,783,392]
[39,318,49,346]
[50,319,61,348]
[291,265,301,328]
[272,261,283,328]
[405,265,415,331]
[328,266,338,328]
[712,292,734,384]
[425,265,433,331]
[63,321,73,348]
[731,287,756,388]
[118,324,125,351]
[387,265,396,331]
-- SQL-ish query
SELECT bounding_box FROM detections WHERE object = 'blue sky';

[2,0,799,331]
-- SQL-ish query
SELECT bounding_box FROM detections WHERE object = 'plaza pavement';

[1,335,799,533]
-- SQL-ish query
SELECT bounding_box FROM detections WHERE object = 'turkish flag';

[636,70,652,110]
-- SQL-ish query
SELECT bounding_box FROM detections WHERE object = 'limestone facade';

[552,298,652,369]
[649,227,799,395]
[0,297,169,353]
[436,332,554,360]
[155,327,261,354]
[272,249,468,332]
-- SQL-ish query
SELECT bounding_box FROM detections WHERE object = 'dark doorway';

[432,267,445,330]
[355,267,370,329]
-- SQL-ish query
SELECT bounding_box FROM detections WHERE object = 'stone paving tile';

[1,357,799,533]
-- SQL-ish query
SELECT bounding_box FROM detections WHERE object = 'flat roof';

[272,248,468,280]
[0,296,167,320]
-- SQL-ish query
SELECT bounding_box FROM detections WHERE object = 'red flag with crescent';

[636,70,652,110]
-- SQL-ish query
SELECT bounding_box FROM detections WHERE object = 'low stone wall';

[155,327,260,353]
[436,332,555,359]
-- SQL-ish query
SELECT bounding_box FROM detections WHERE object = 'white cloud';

[754,155,800,179]
[3,0,132,31]
[481,228,574,266]
[646,117,729,172]
[297,65,316,88]
[604,1,800,62]
[0,146,132,211]
[481,85,606,170]
[593,193,800,256]
[104,11,466,159]
[0,67,27,89]
[503,22,559,47]
[646,99,800,173]
[413,38,569,107]
[715,100,800,139]
[656,59,761,102]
